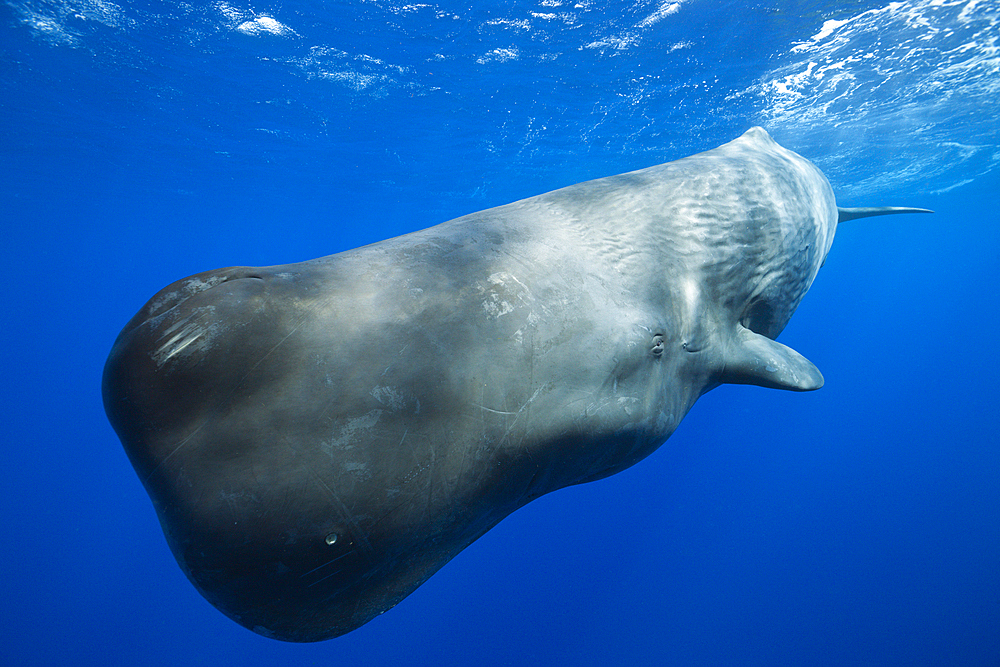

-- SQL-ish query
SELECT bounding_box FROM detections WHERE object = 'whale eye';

[651,334,665,356]
[325,533,338,545]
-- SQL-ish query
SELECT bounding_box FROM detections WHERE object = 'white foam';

[477,47,520,65]
[275,46,407,95]
[235,15,298,37]
[586,0,685,51]
[637,1,682,29]
[11,0,133,46]
[751,0,1000,196]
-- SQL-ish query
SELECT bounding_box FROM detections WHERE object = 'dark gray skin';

[103,128,930,642]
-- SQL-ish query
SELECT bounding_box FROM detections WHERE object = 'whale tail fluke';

[837,206,934,223]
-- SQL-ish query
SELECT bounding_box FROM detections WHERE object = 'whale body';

[102,127,929,641]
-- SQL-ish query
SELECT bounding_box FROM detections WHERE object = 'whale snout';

[139,266,266,322]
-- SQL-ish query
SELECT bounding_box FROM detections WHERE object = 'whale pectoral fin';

[718,326,824,391]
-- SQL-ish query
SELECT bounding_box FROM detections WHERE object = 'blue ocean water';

[2,0,998,664]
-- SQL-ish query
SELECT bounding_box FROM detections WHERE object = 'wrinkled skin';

[104,128,848,641]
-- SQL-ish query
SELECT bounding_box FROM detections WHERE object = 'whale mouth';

[739,298,784,340]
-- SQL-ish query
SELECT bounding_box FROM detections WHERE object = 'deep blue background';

[3,0,998,665]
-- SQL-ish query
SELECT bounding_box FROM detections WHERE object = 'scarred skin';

[103,128,886,641]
